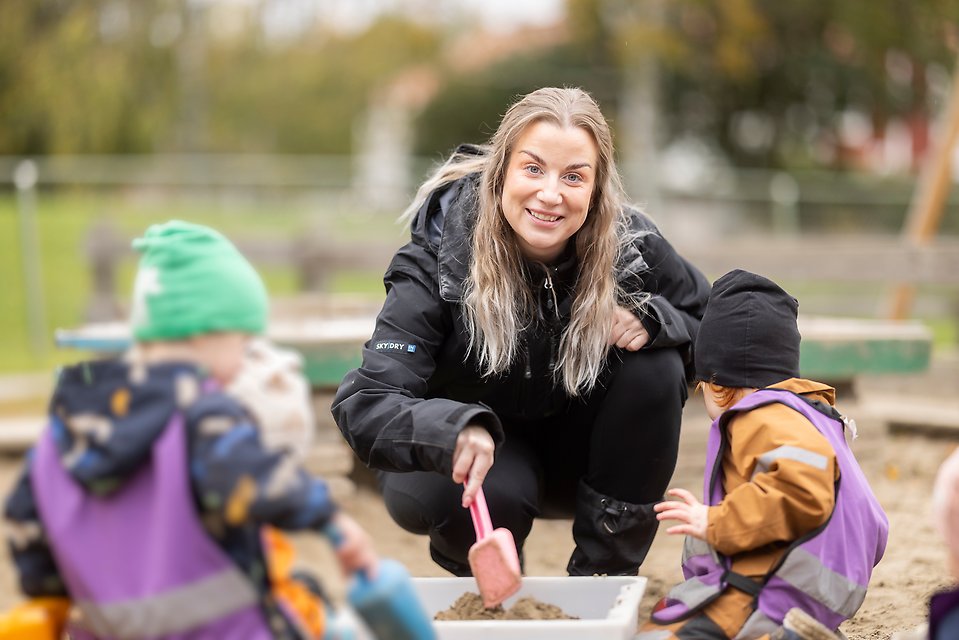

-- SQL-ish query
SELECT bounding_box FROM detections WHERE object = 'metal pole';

[769,172,800,235]
[613,0,664,212]
[14,159,47,356]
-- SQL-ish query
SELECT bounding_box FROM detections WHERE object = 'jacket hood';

[407,169,479,303]
[768,377,836,406]
[46,359,206,495]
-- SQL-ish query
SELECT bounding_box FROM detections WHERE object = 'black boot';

[566,480,659,576]
[429,543,473,577]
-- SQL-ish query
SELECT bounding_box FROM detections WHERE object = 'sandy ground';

[0,354,956,639]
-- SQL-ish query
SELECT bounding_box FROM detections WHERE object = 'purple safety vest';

[31,410,275,640]
[652,389,889,638]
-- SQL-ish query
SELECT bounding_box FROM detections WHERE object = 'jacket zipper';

[543,268,560,374]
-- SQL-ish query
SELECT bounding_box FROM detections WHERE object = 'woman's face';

[500,120,599,263]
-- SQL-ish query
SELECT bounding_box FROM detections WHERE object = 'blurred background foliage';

[2,0,958,168]
[1,0,958,373]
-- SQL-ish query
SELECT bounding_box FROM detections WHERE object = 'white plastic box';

[410,576,647,640]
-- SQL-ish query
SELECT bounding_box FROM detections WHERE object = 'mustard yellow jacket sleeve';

[705,401,838,556]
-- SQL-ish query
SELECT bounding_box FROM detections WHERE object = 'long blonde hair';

[405,87,643,395]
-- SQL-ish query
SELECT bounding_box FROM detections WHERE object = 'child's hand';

[654,488,708,540]
[933,447,959,578]
[329,512,379,579]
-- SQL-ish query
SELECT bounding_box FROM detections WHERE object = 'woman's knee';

[379,471,458,535]
[611,347,687,407]
[603,348,686,447]
[481,483,538,540]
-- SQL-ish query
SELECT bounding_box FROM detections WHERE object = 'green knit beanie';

[130,220,268,341]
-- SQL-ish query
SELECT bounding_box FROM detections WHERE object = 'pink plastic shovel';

[466,485,522,608]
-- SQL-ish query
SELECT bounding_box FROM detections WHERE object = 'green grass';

[927,317,958,347]
[0,191,398,373]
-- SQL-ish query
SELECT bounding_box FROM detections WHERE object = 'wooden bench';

[797,316,934,380]
[677,236,958,388]
[83,220,397,321]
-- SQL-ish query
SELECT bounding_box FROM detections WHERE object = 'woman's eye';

[564,173,582,184]
[524,164,542,175]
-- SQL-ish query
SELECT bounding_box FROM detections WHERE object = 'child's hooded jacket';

[5,359,336,638]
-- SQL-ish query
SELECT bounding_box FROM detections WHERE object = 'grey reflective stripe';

[75,568,258,639]
[777,547,867,617]
[667,575,720,609]
[753,445,828,478]
[733,609,779,640]
[635,630,674,640]
[681,536,712,564]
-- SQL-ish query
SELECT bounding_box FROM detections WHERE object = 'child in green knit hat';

[3,220,379,639]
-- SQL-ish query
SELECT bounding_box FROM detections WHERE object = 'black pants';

[378,347,687,575]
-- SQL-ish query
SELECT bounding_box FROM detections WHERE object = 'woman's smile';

[527,208,562,224]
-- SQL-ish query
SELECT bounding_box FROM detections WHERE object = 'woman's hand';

[453,425,495,508]
[609,306,650,351]
[329,512,379,579]
[654,488,709,540]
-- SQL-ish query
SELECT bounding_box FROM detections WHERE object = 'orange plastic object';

[262,525,327,639]
[0,597,71,640]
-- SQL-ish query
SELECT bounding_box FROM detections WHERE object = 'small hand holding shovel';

[466,485,522,608]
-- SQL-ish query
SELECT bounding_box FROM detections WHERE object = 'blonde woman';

[333,87,710,576]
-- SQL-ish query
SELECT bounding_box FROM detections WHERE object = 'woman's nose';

[537,183,562,205]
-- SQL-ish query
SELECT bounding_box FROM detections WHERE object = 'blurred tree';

[0,2,439,155]
[414,0,959,172]
[652,0,959,169]
[412,52,622,159]
[0,0,177,154]
[412,0,621,159]
[205,14,439,154]
[3,0,957,170]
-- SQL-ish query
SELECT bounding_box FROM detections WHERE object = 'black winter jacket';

[332,173,709,478]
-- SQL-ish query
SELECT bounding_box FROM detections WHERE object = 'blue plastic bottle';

[321,605,358,640]
[324,525,437,640]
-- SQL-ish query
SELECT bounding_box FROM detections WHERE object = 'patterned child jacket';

[5,359,337,639]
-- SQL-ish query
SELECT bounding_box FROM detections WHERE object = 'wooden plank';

[0,417,43,451]
[679,238,959,285]
[862,397,959,433]
[0,374,53,404]
[54,312,377,389]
